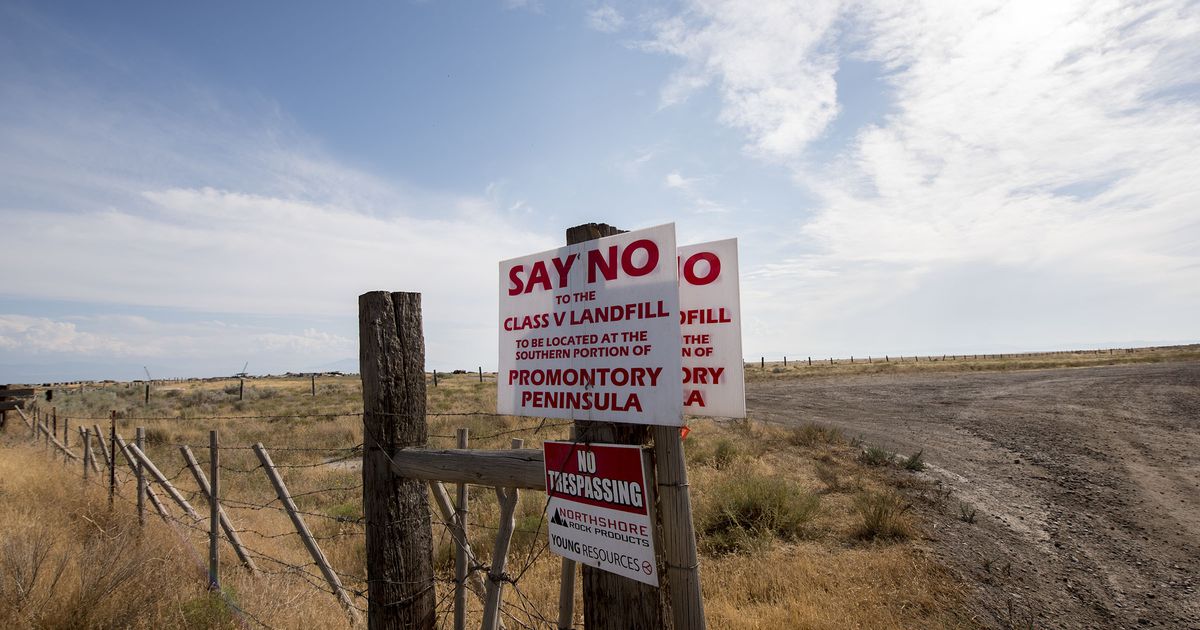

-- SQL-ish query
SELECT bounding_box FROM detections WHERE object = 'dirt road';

[747,361,1200,629]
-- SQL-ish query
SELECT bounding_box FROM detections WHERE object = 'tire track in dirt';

[747,362,1200,629]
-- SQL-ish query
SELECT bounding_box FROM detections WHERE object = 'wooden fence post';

[239,379,244,401]
[312,374,317,397]
[454,427,469,630]
[83,428,92,480]
[558,426,579,630]
[478,367,483,383]
[79,427,101,475]
[181,444,259,574]
[566,223,667,630]
[145,383,149,404]
[253,443,361,626]
[652,425,706,630]
[360,290,436,630]
[481,438,524,630]
[63,417,70,464]
[109,413,116,508]
[93,424,112,471]
[429,481,488,605]
[209,430,220,589]
[117,437,174,520]
[136,427,146,526]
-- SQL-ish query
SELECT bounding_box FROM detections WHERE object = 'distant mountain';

[304,357,359,374]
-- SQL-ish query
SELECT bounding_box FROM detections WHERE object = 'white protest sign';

[679,238,746,418]
[543,441,658,586]
[498,224,683,426]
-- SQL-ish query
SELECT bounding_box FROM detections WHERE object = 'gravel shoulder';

[747,361,1200,629]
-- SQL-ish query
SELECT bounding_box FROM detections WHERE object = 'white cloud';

[645,0,845,159]
[588,6,626,33]
[645,0,1200,355]
[663,169,697,190]
[0,315,136,356]
[0,23,557,377]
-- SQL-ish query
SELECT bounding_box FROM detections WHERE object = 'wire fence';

[11,403,578,629]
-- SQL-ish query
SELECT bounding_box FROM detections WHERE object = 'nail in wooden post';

[209,430,219,589]
[253,443,361,626]
[181,444,258,574]
[136,427,147,526]
[360,290,436,629]
[453,427,469,630]
[481,438,524,630]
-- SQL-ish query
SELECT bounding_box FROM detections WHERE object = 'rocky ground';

[747,361,1200,629]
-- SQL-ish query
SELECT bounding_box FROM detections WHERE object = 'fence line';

[6,401,579,629]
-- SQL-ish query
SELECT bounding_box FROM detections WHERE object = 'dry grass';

[745,343,1200,380]
[3,373,973,629]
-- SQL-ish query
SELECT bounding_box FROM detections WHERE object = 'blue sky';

[2,0,1197,382]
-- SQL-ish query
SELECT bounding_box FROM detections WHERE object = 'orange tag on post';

[680,426,691,439]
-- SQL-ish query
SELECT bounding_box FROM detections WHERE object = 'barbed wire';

[9,407,585,629]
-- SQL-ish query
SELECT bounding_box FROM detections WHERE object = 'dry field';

[749,356,1200,629]
[1,373,971,629]
[744,344,1200,381]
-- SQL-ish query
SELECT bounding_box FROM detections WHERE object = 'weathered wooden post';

[181,445,258,573]
[144,383,149,404]
[254,443,360,625]
[453,428,469,630]
[558,427,580,630]
[209,430,220,589]
[239,379,244,401]
[136,427,147,526]
[82,427,92,480]
[108,412,116,507]
[311,373,316,397]
[478,367,483,383]
[652,425,706,630]
[481,438,524,630]
[566,223,668,630]
[360,291,436,630]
